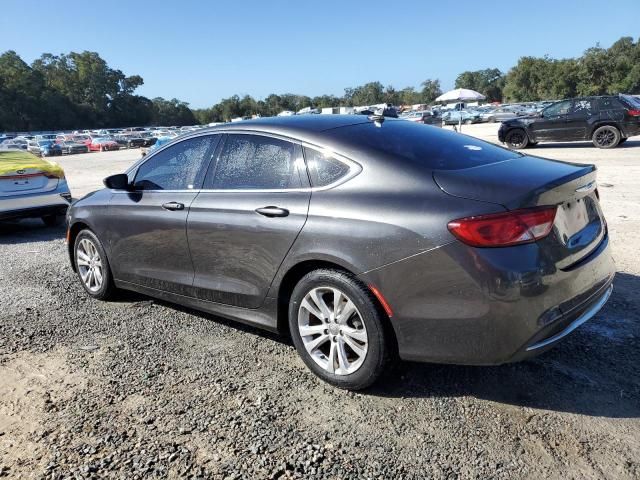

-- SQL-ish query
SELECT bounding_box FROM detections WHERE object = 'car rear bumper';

[0,180,72,220]
[358,232,615,365]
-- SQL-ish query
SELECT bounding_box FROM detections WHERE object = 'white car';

[277,110,295,117]
[0,150,71,226]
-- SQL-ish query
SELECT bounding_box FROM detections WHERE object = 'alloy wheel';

[508,132,525,148]
[76,238,104,293]
[595,128,615,147]
[297,286,368,375]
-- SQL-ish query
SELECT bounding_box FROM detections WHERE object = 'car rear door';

[530,100,572,141]
[187,133,310,308]
[564,98,593,139]
[107,134,219,295]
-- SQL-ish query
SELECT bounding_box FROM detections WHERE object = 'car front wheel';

[74,229,116,300]
[288,269,390,390]
[505,129,529,149]
[592,125,621,149]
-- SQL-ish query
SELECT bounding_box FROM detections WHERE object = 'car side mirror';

[104,173,131,190]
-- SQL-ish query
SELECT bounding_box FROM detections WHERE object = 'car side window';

[303,147,352,187]
[207,134,302,190]
[544,100,571,117]
[597,97,625,111]
[570,99,593,115]
[133,135,217,191]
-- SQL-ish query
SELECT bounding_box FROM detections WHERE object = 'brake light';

[447,207,557,247]
[628,109,640,117]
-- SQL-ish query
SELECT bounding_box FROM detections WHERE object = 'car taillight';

[447,207,557,247]
[628,109,640,117]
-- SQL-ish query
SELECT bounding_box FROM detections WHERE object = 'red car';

[89,137,119,152]
[68,134,93,149]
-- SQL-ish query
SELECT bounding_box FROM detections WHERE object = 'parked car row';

[0,125,203,156]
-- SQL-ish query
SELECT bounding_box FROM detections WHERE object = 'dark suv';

[499,94,640,149]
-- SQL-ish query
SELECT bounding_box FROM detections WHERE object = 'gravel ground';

[1,127,639,479]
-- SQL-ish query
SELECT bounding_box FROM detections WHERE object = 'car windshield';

[38,141,51,146]
[331,119,521,170]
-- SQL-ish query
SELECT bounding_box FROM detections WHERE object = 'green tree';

[420,79,442,103]
[455,68,505,102]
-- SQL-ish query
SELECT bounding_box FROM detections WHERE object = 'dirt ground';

[0,124,639,479]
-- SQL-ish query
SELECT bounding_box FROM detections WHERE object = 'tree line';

[1,36,639,131]
[0,50,197,132]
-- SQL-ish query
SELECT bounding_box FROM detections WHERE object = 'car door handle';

[255,206,289,218]
[162,202,185,211]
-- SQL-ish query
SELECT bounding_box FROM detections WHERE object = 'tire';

[288,269,390,390]
[42,214,63,227]
[73,229,116,300]
[592,125,621,149]
[488,117,496,123]
[464,119,473,125]
[505,129,529,149]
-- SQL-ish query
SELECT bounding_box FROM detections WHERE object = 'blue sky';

[0,0,637,108]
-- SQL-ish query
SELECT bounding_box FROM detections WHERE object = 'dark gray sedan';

[66,115,614,390]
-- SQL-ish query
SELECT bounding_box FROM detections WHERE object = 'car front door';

[187,133,311,308]
[107,134,219,295]
[529,100,572,141]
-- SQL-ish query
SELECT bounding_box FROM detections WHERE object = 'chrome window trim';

[121,128,362,194]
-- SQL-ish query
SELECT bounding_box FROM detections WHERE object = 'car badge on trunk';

[575,181,596,193]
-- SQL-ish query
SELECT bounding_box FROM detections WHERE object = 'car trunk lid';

[434,155,605,269]
[0,150,63,197]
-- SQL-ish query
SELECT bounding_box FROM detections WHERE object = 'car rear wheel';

[288,269,390,390]
[488,117,496,123]
[505,129,529,149]
[464,119,473,125]
[74,229,116,300]
[592,125,621,149]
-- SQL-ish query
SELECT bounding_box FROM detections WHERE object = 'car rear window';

[621,94,640,109]
[330,120,520,170]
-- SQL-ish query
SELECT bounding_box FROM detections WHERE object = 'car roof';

[202,115,371,136]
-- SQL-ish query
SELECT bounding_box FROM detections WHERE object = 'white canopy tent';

[435,88,486,132]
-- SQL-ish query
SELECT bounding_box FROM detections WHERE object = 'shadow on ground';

[155,273,640,419]
[529,139,640,149]
[0,218,65,244]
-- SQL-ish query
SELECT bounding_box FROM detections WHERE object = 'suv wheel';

[505,129,529,149]
[592,125,621,149]
[288,269,390,390]
[74,229,116,300]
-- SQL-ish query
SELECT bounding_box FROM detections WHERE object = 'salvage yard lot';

[1,123,639,478]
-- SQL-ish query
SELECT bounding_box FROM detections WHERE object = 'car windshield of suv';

[332,120,521,170]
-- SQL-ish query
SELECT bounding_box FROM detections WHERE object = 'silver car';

[0,149,71,226]
[482,107,526,123]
